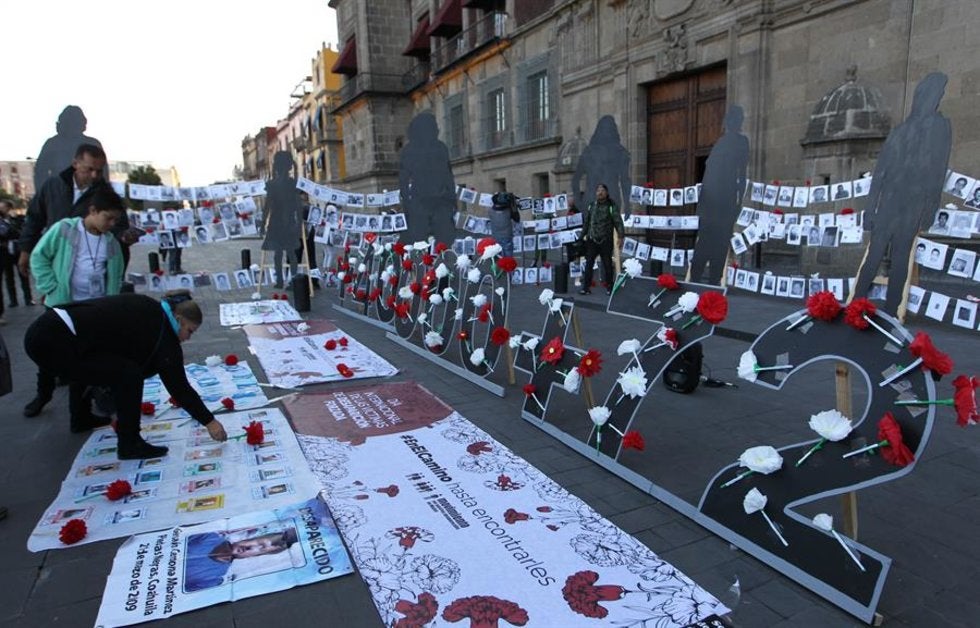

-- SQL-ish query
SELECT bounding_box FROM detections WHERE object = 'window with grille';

[527,71,549,140]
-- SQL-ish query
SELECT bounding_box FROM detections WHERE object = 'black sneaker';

[118,439,170,460]
[578,289,591,295]
[23,396,51,417]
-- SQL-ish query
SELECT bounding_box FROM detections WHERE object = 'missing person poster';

[95,497,353,627]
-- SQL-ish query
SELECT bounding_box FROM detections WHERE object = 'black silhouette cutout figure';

[262,152,302,288]
[398,113,457,245]
[853,73,951,314]
[571,115,632,218]
[33,106,105,190]
[689,105,749,285]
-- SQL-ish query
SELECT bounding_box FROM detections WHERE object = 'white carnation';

[470,348,486,367]
[467,268,482,283]
[738,445,783,474]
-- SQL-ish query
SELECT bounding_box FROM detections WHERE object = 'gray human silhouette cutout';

[852,72,951,314]
[571,115,632,218]
[262,151,302,288]
[689,105,750,285]
[398,112,457,245]
[33,106,105,190]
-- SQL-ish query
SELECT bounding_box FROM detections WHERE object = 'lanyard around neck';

[160,301,180,334]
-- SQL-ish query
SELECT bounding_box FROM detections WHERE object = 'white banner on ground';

[286,382,728,627]
[28,408,320,552]
[94,496,353,627]
[244,319,398,388]
[219,300,301,326]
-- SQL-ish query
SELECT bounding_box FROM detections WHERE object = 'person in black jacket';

[19,144,138,418]
[23,291,228,459]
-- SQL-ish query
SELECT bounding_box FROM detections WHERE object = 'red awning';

[428,0,462,37]
[402,16,431,57]
[331,37,358,75]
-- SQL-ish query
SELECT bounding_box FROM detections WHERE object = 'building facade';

[327,0,980,206]
[0,160,37,204]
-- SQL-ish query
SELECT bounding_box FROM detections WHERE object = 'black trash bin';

[148,252,160,274]
[241,249,252,270]
[292,274,311,312]
[554,262,569,294]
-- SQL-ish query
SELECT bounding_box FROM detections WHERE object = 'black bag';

[662,342,702,394]
[0,331,12,397]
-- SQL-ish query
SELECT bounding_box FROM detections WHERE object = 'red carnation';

[844,298,876,330]
[106,479,132,501]
[224,354,239,366]
[355,288,367,300]
[152,268,165,277]
[657,274,679,290]
[497,256,517,273]
[908,332,953,378]
[806,291,841,321]
[841,207,855,215]
[409,282,421,294]
[457,331,469,341]
[368,287,382,302]
[475,237,498,258]
[394,303,410,319]
[342,273,353,284]
[773,208,784,215]
[385,294,397,308]
[388,276,399,288]
[338,337,349,347]
[402,259,414,271]
[489,327,511,346]
[211,216,221,224]
[168,396,180,408]
[435,242,449,254]
[140,402,156,416]
[324,339,338,350]
[540,337,565,365]
[336,363,354,378]
[562,570,626,619]
[422,253,435,266]
[221,397,235,410]
[953,375,978,427]
[696,291,728,325]
[503,508,530,524]
[244,420,264,445]
[477,303,492,323]
[622,430,645,451]
[392,242,407,256]
[522,384,536,397]
[394,592,439,628]
[576,349,603,377]
[877,412,915,467]
[442,595,529,627]
[59,519,88,545]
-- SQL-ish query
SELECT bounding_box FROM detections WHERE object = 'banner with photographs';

[287,381,728,628]
[243,319,398,388]
[219,300,302,327]
[129,199,261,249]
[94,496,353,627]
[296,176,401,209]
[28,408,321,552]
[126,179,266,203]
[140,361,269,421]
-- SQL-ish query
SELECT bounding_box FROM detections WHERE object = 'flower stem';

[643,341,667,353]
[648,288,667,307]
[831,529,865,571]
[721,469,753,488]
[754,364,794,373]
[761,509,789,547]
[75,492,106,503]
[878,357,923,387]
[894,398,954,406]
[611,273,627,296]
[785,314,811,331]
[842,439,889,459]
[681,314,703,330]
[795,438,825,467]
[862,314,904,346]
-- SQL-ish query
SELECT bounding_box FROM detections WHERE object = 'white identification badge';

[89,274,105,297]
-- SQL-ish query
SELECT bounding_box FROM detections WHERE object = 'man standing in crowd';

[579,183,624,295]
[17,144,135,417]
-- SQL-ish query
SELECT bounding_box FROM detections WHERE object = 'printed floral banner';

[219,300,302,326]
[94,496,353,627]
[28,409,321,552]
[286,382,728,627]
[244,319,398,388]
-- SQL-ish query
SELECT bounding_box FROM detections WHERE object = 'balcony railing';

[402,59,432,92]
[291,136,308,151]
[432,11,507,74]
[335,73,407,112]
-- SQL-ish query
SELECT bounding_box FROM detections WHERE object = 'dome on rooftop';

[802,66,891,145]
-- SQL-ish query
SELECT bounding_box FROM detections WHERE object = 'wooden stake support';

[835,362,859,540]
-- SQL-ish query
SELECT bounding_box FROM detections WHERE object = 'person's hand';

[120,228,142,245]
[207,419,228,442]
[17,251,29,276]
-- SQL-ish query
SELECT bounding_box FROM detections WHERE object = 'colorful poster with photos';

[94,497,352,627]
[28,408,321,552]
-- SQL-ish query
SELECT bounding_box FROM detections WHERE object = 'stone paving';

[0,238,977,627]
